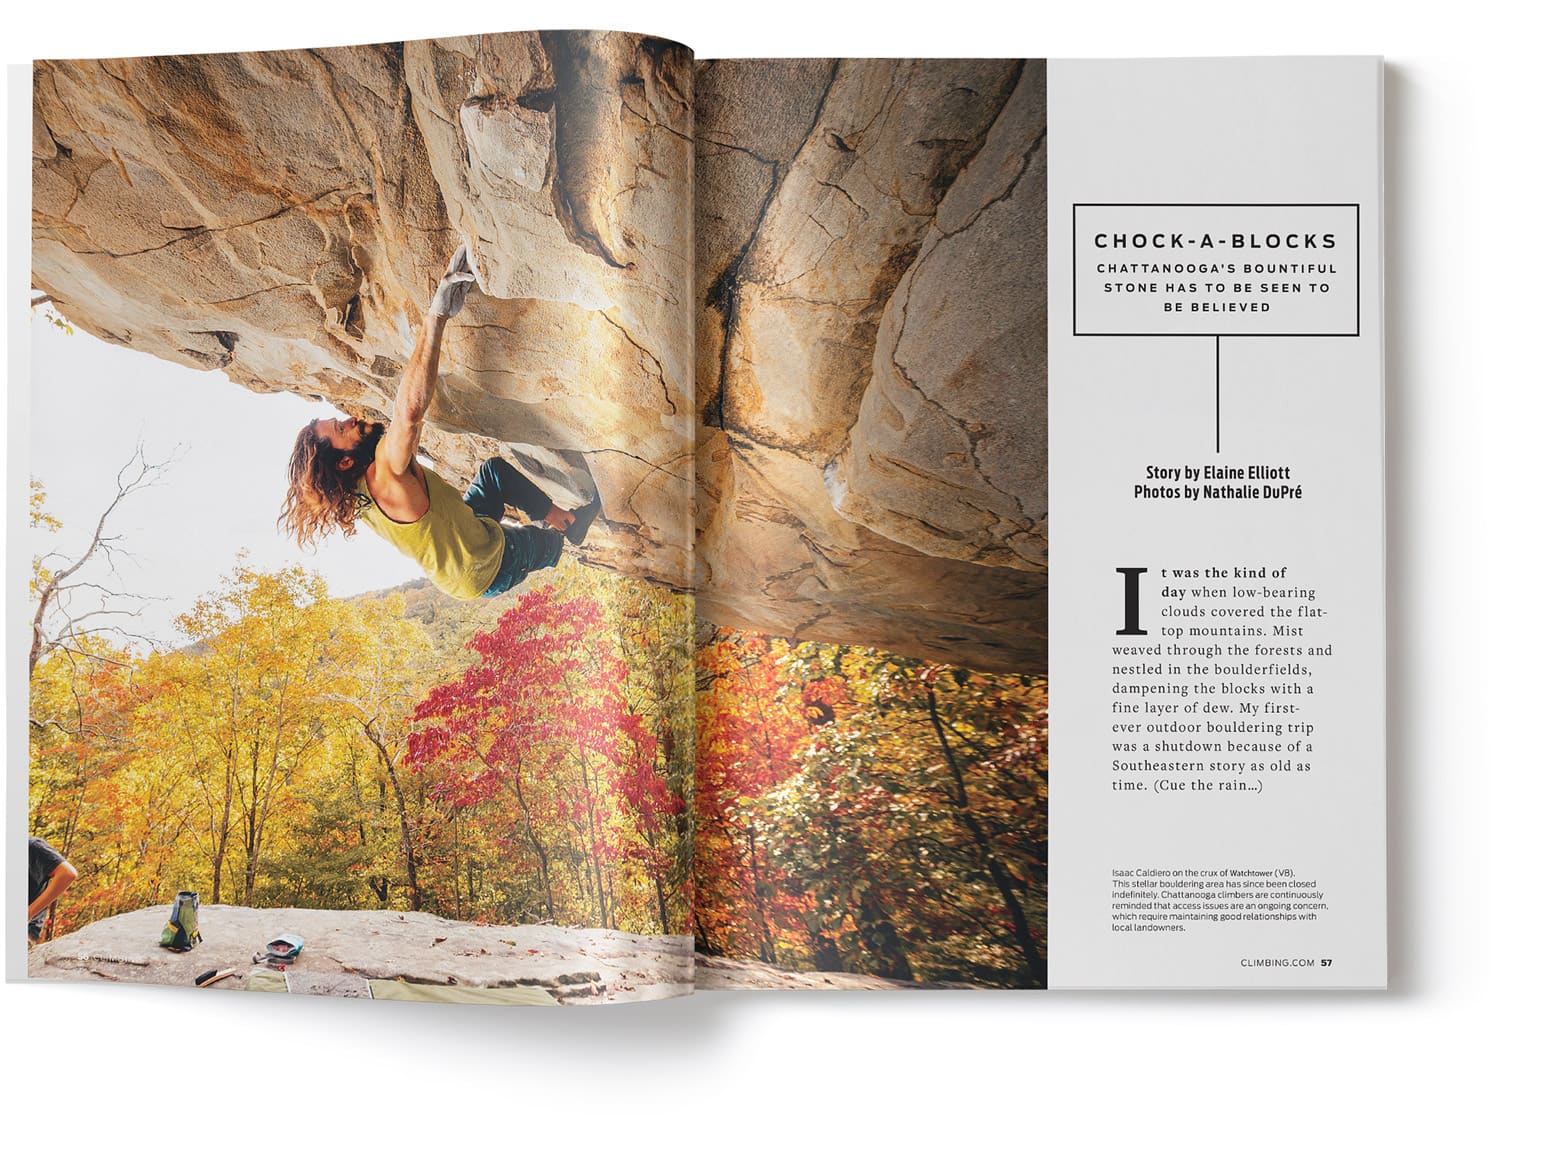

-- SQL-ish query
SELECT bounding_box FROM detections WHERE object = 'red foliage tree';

[693,631,812,961]
[408,588,672,931]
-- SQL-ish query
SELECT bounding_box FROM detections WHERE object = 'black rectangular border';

[1071,202,1361,337]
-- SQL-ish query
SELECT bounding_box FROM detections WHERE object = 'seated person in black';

[28,837,77,944]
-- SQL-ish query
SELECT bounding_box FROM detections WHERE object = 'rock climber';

[280,246,601,598]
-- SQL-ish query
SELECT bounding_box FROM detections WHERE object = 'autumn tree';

[27,464,164,937]
[694,632,1049,987]
[28,539,696,939]
[158,563,332,904]
[598,573,694,933]
[694,629,810,962]
[320,596,440,911]
[409,585,681,933]
[772,649,1046,986]
[28,636,150,936]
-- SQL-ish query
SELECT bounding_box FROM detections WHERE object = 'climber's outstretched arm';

[379,312,448,479]
[378,245,476,481]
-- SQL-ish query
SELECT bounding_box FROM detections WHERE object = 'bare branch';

[30,444,177,678]
[55,579,160,604]
[52,643,141,669]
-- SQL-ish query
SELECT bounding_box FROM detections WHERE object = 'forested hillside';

[28,556,694,939]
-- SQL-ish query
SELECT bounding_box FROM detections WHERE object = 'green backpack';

[158,891,202,952]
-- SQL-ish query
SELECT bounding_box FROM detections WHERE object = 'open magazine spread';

[17,34,1385,999]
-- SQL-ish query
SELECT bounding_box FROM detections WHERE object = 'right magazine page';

[690,56,1384,990]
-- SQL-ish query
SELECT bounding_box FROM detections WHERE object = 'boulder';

[33,42,1046,671]
[695,59,1047,672]
[29,904,694,1004]
[27,905,927,999]
[694,954,956,991]
[32,34,696,589]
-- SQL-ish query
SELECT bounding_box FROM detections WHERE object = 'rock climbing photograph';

[27,30,700,1004]
[24,41,1048,1001]
[690,60,1049,989]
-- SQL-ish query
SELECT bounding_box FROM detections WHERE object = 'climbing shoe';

[564,492,604,546]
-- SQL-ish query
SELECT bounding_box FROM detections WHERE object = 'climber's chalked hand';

[430,245,478,319]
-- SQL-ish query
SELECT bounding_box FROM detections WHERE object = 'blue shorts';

[481,523,565,597]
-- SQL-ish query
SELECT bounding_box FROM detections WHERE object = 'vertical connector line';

[1214,335,1221,454]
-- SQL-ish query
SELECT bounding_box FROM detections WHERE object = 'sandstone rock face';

[33,33,696,589]
[29,904,695,1004]
[694,954,953,991]
[33,45,1046,671]
[695,59,1047,673]
[27,905,924,999]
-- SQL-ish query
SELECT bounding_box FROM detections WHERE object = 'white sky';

[29,310,422,647]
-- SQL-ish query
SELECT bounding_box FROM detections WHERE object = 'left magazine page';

[22,30,697,1005]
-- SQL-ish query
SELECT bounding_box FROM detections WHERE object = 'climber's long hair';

[279,421,377,551]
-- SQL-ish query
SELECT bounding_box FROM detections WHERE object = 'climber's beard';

[340,420,385,483]
[354,420,385,460]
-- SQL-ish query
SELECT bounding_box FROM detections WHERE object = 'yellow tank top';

[356,463,505,599]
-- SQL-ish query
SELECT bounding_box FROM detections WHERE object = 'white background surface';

[4,2,1540,1157]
